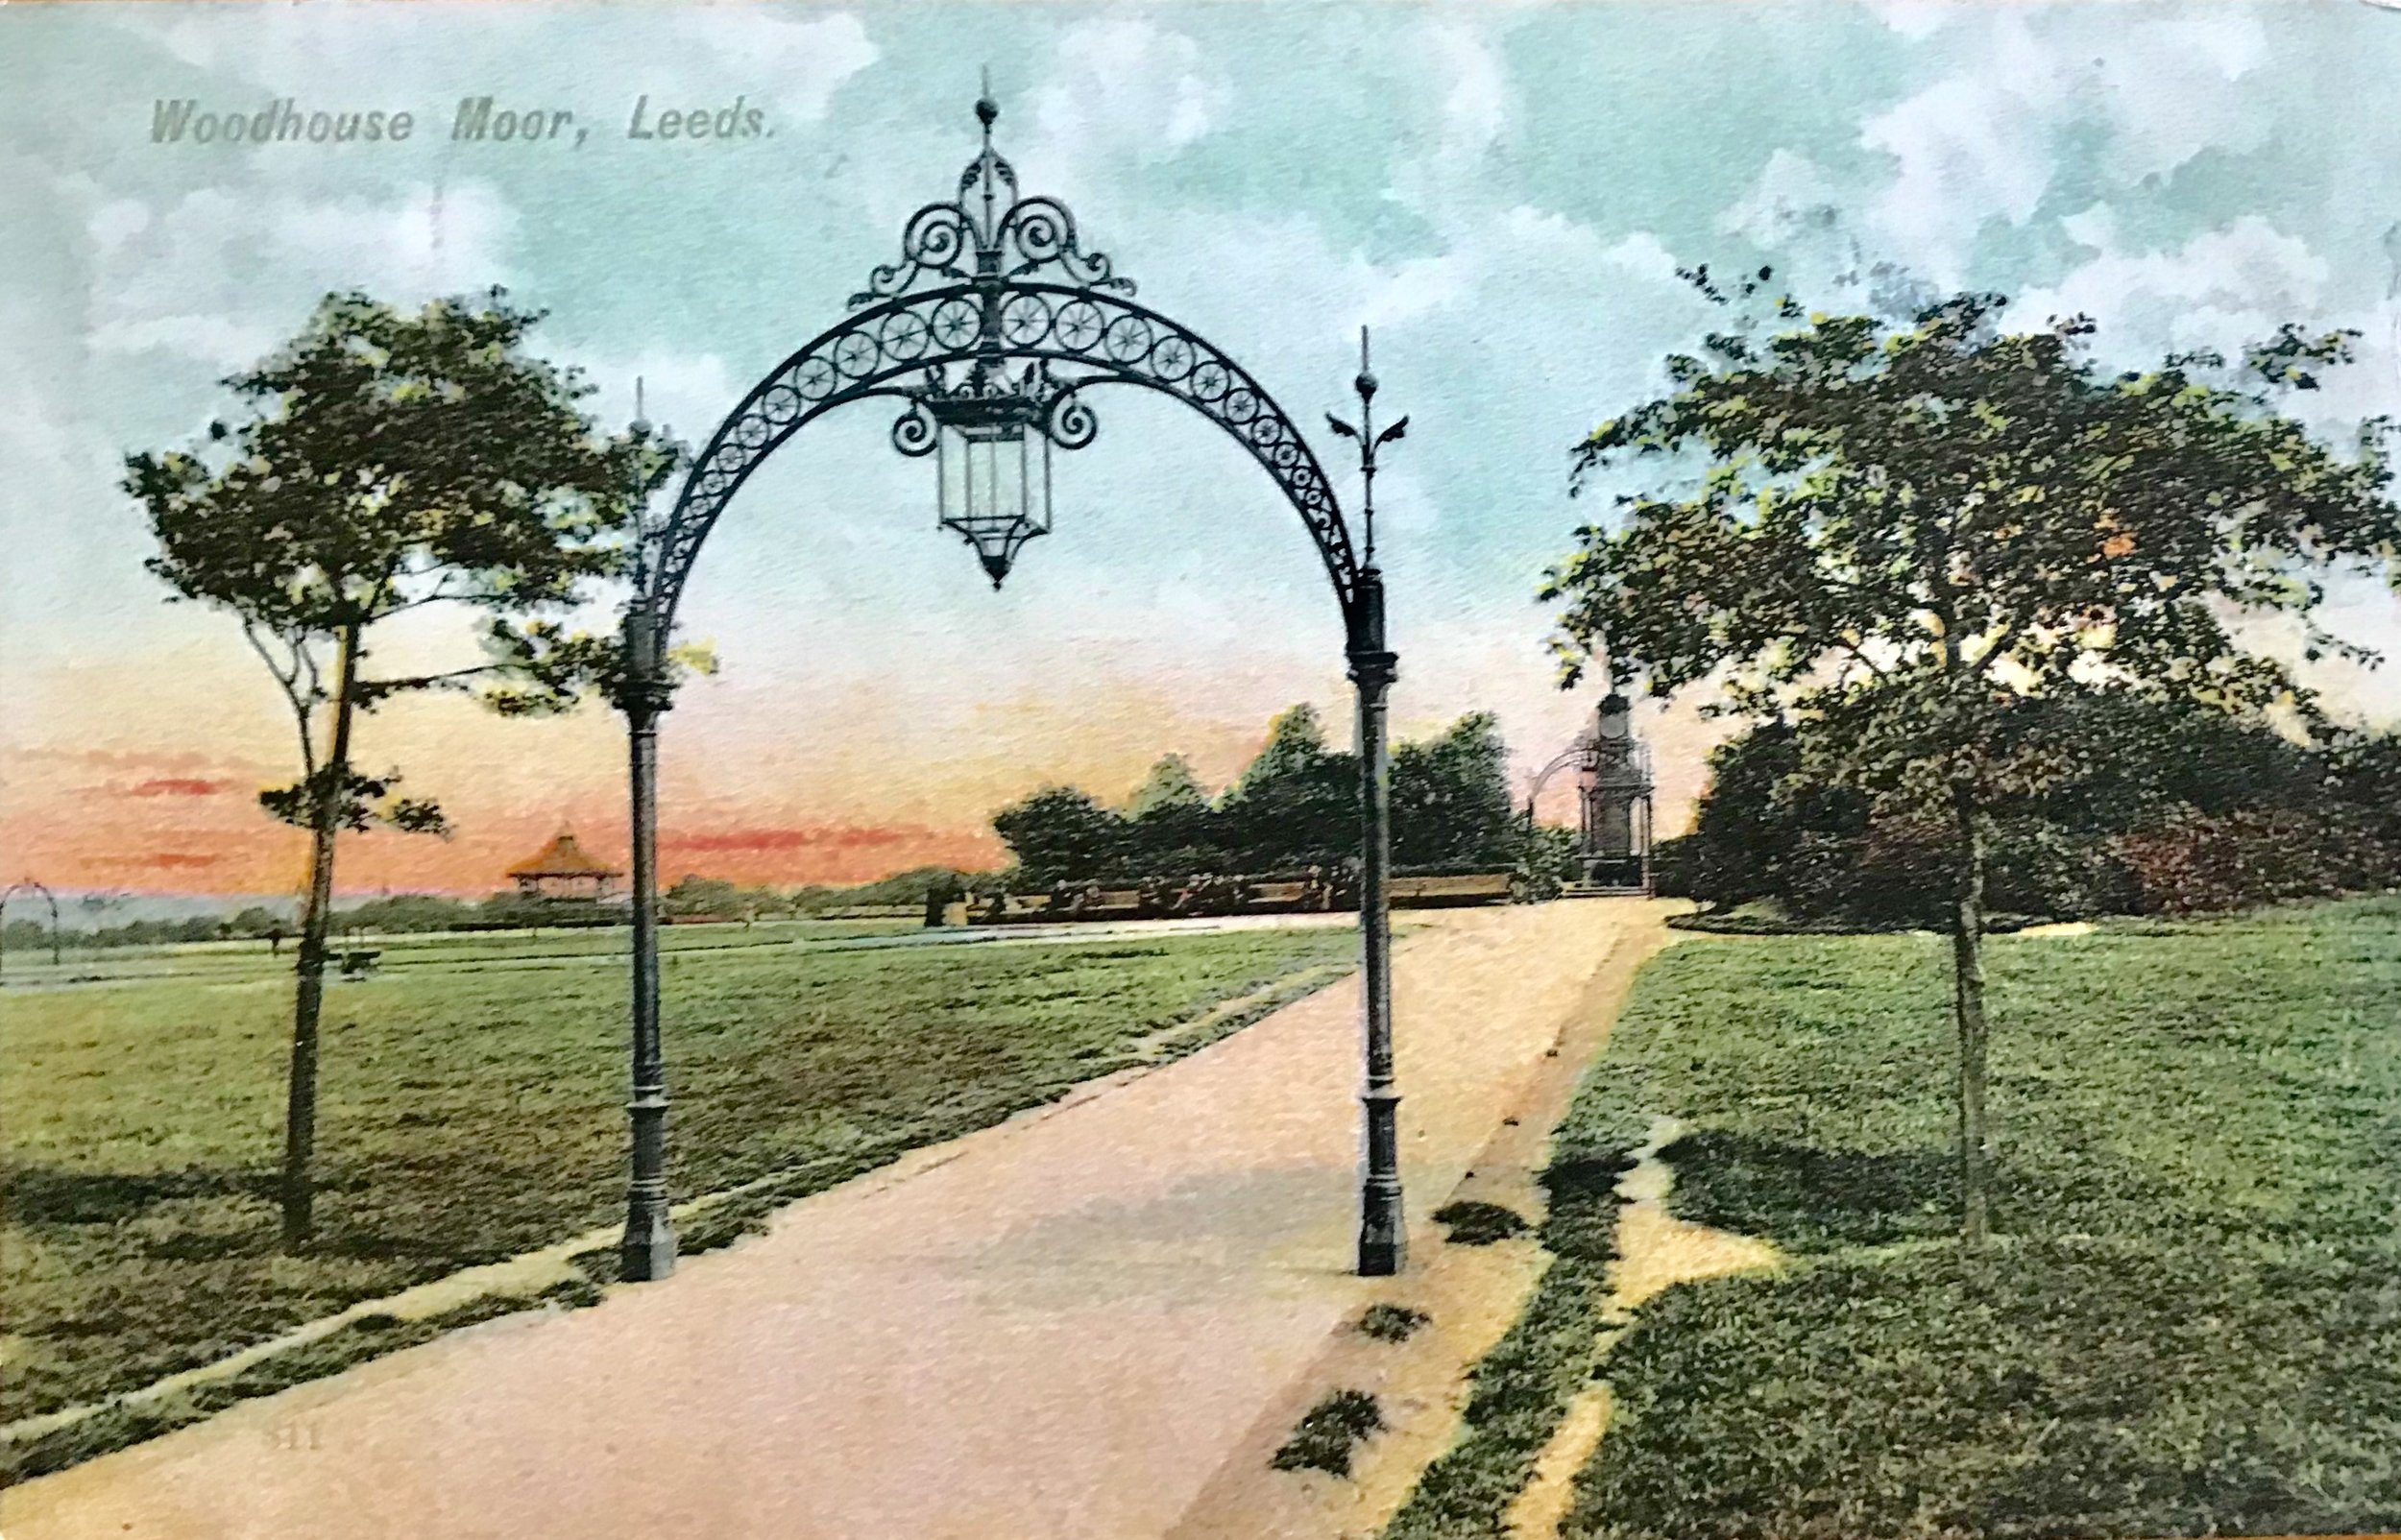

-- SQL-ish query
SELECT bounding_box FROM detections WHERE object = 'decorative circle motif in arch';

[1001,294,1053,348]
[794,356,838,399]
[1186,360,1233,404]
[760,383,804,428]
[931,299,982,349]
[1102,314,1153,365]
[1150,335,1197,383]
[641,281,1364,630]
[1055,301,1105,352]
[879,311,931,362]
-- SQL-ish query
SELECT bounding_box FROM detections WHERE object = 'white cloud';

[1720,149,1844,252]
[87,181,521,369]
[2008,212,2330,370]
[1430,19,1511,157]
[2090,11,2269,185]
[1872,1,1952,41]
[648,9,884,127]
[87,200,151,257]
[1855,8,2274,284]
[1030,17,1227,181]
[1387,17,1519,220]
[110,5,546,103]
[1859,16,2070,284]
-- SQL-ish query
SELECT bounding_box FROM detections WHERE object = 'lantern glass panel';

[935,415,1053,587]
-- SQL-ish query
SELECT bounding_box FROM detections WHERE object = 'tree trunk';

[1949,780,1993,1251]
[281,622,361,1250]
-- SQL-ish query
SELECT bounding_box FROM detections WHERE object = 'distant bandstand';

[506,830,623,902]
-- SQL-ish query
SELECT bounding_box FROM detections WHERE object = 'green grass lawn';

[0,916,920,989]
[1543,897,2401,1540]
[0,923,1354,1428]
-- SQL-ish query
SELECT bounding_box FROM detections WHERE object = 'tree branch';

[243,617,325,777]
[357,662,505,696]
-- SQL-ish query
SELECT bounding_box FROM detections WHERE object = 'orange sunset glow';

[4,605,1727,899]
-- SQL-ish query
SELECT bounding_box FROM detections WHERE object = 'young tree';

[129,289,674,1248]
[1542,280,2398,1247]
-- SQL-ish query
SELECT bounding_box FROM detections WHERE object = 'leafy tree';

[1543,279,2399,1246]
[229,905,285,937]
[990,786,1130,886]
[807,865,978,911]
[128,288,675,1248]
[1122,753,1228,872]
[658,876,798,923]
[992,706,1541,882]
[1391,711,1518,868]
[343,893,481,933]
[1236,705,1332,793]
[1126,753,1209,818]
[1217,708,1357,873]
[1678,694,2353,923]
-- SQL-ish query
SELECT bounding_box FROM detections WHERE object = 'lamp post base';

[619,1090,675,1282]
[619,1196,676,1283]
[1357,1195,1406,1277]
[1357,1086,1406,1277]
[1356,1234,1404,1277]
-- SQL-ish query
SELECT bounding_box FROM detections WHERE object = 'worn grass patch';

[1273,1388,1386,1478]
[0,1284,593,1485]
[1,925,1355,1429]
[1560,895,2401,1540]
[1380,1088,1637,1539]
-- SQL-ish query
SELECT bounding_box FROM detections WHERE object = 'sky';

[3,0,2398,898]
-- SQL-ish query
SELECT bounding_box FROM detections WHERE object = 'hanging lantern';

[891,360,1090,590]
[930,391,1051,589]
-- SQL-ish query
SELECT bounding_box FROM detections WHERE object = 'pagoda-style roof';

[506,830,621,879]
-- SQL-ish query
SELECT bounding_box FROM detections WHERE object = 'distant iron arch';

[0,878,61,973]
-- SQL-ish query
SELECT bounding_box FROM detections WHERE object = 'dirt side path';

[6,902,1660,1540]
[1164,901,1675,1540]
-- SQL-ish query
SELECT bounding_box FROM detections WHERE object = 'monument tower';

[1575,693,1654,894]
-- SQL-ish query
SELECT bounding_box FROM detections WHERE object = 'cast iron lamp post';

[612,88,1412,1282]
[1326,328,1409,1274]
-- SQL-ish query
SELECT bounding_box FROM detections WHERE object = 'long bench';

[959,870,1516,925]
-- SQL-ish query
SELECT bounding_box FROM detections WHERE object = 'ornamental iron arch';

[610,89,1412,1284]
[638,283,1366,625]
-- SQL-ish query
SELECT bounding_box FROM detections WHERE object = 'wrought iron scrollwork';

[1043,386,1097,451]
[848,94,1132,309]
[643,280,1360,624]
[1527,734,1599,813]
[641,92,1365,631]
[889,398,937,457]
